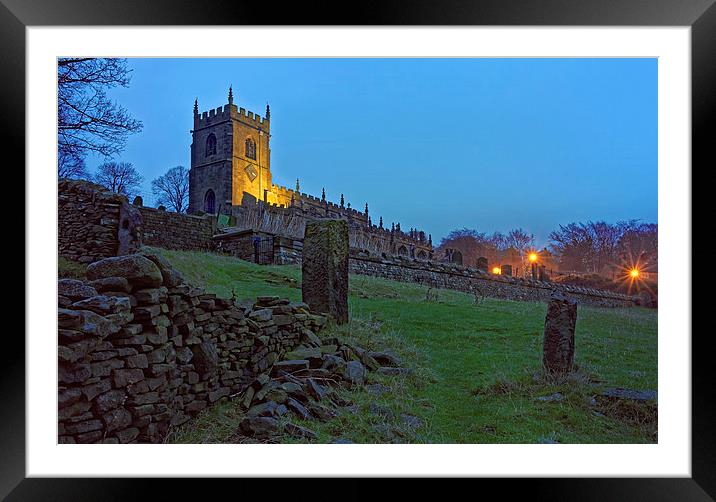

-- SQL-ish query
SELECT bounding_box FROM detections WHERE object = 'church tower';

[188,86,272,214]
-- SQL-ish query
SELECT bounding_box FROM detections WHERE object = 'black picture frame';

[4,0,710,498]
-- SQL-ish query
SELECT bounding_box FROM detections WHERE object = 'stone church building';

[188,87,432,258]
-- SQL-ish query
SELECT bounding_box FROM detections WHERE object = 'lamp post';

[529,252,538,280]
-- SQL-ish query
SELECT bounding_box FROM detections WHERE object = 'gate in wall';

[253,236,274,265]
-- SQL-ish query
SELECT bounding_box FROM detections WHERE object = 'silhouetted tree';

[548,223,596,272]
[151,166,189,213]
[488,231,508,250]
[94,161,143,200]
[549,220,657,273]
[504,228,535,269]
[618,222,658,271]
[57,58,142,173]
[439,227,534,268]
[439,228,490,266]
[58,147,88,179]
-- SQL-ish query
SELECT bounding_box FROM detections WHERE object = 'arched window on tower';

[204,189,216,214]
[245,138,256,160]
[205,133,217,157]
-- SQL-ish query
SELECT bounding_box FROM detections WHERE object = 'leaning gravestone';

[451,249,463,265]
[302,219,349,324]
[542,290,577,374]
[476,256,488,272]
[538,265,550,282]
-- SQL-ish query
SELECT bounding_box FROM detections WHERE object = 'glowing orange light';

[630,268,640,278]
[528,253,538,263]
[492,267,501,275]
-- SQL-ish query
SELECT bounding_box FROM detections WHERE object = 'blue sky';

[87,58,657,246]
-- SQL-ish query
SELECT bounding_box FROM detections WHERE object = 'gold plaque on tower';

[245,163,258,181]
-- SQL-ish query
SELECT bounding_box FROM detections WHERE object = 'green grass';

[58,256,88,280]
[148,248,658,443]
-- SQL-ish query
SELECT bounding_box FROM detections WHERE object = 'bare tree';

[57,58,142,172]
[505,228,535,257]
[58,146,89,179]
[548,220,657,274]
[618,222,658,270]
[438,228,489,266]
[94,161,143,199]
[548,223,595,272]
[438,228,512,266]
[152,166,189,213]
[589,221,623,272]
[488,231,508,251]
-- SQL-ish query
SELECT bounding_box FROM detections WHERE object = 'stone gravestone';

[542,290,577,374]
[117,202,142,256]
[538,265,550,282]
[476,256,488,272]
[302,219,349,324]
[637,290,655,308]
[451,250,463,265]
[501,264,513,276]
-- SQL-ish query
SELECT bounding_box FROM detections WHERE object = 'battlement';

[198,105,232,124]
[266,182,430,248]
[195,102,269,131]
[237,106,269,128]
[270,184,295,198]
[270,183,361,215]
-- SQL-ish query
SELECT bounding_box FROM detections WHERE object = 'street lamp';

[528,252,538,279]
[630,268,640,278]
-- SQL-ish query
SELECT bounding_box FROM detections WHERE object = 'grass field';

[143,248,658,444]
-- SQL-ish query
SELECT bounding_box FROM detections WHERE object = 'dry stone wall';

[212,230,303,265]
[348,253,638,308]
[57,251,326,444]
[138,206,215,251]
[58,179,142,263]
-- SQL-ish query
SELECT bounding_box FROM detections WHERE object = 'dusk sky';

[85,58,657,246]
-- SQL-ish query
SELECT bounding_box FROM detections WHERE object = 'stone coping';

[349,252,637,302]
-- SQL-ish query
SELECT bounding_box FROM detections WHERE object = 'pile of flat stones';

[237,335,410,441]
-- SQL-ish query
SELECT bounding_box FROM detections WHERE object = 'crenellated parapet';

[194,102,270,132]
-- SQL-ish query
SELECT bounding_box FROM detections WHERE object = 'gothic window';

[245,138,256,160]
[204,189,216,214]
[397,245,408,257]
[205,133,217,157]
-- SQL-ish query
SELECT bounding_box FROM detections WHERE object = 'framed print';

[4,0,711,498]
